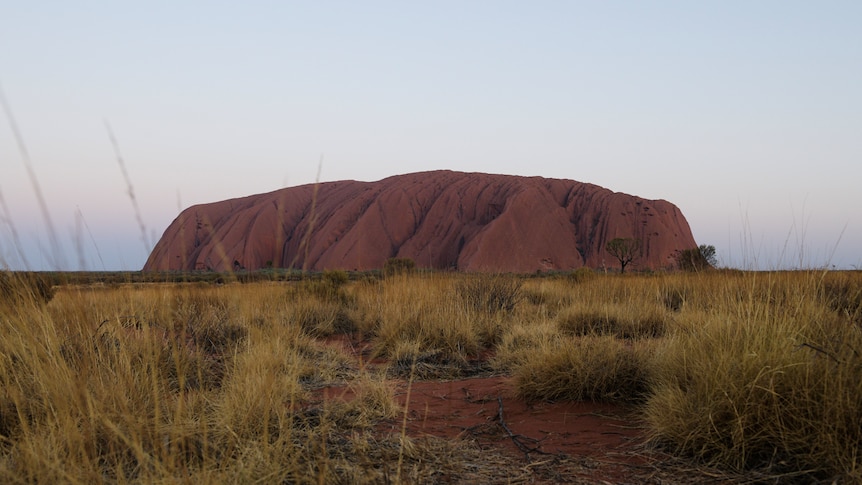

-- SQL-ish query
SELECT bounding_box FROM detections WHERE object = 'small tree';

[676,244,717,271]
[605,238,641,274]
[700,244,718,267]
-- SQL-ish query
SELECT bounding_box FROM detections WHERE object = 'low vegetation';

[0,268,859,482]
[675,244,718,271]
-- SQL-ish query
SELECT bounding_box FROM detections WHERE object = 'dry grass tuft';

[513,336,655,404]
[557,307,666,339]
[456,274,523,315]
[352,275,485,375]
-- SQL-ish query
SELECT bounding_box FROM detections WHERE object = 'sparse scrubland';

[0,268,860,482]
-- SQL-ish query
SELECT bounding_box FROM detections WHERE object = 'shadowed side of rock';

[143,170,697,272]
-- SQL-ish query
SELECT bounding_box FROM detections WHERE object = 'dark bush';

[568,267,596,284]
[676,245,717,272]
[382,258,415,277]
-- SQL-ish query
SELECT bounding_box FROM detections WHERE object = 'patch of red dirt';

[389,377,644,462]
[316,335,674,482]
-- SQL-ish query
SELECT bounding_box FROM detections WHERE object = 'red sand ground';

[395,377,656,483]
[391,376,642,460]
[319,375,676,483]
[314,335,717,483]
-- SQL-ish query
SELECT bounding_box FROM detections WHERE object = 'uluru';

[143,170,697,273]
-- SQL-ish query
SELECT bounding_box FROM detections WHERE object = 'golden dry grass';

[0,269,860,482]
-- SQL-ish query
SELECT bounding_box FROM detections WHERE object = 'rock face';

[143,171,697,272]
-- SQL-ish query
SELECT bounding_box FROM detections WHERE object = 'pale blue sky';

[2,1,860,270]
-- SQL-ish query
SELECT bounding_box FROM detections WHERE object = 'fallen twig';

[797,342,841,364]
[496,396,554,458]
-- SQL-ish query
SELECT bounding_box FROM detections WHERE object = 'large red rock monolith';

[143,171,697,272]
